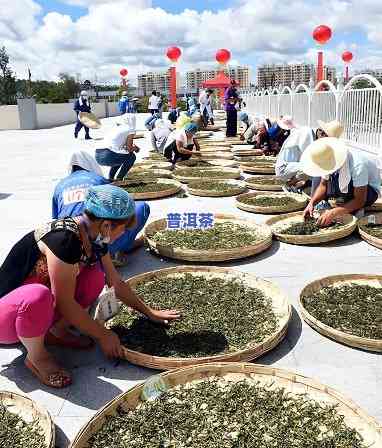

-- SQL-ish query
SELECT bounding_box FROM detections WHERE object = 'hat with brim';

[317,120,344,138]
[79,112,102,129]
[278,116,296,130]
[300,137,348,177]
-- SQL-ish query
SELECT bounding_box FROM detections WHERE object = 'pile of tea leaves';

[188,181,242,193]
[145,153,166,160]
[177,160,215,168]
[121,181,175,193]
[108,273,278,357]
[89,377,366,448]
[239,195,300,207]
[359,222,382,238]
[174,168,229,178]
[126,171,171,181]
[0,402,46,448]
[302,283,382,339]
[280,218,345,235]
[247,176,283,186]
[151,222,260,250]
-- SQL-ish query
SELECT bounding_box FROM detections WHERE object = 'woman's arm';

[45,247,123,358]
[102,253,180,323]
[303,179,327,218]
[176,140,193,156]
[193,138,200,151]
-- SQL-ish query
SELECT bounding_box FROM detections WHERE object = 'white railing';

[241,74,382,155]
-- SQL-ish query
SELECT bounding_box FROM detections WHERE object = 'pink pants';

[0,264,105,344]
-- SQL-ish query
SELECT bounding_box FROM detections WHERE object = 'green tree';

[0,46,17,105]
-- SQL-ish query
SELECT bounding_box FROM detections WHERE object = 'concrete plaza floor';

[0,114,381,447]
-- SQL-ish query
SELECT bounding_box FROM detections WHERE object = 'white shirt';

[104,126,135,154]
[148,95,160,110]
[164,129,194,150]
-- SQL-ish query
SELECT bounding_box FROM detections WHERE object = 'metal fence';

[241,74,382,155]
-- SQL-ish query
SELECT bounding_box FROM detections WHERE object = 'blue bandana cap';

[184,122,198,134]
[239,112,248,122]
[84,185,135,220]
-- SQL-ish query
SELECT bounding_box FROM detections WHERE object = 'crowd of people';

[0,80,380,389]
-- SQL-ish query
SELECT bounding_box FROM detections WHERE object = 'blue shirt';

[52,170,109,219]
[73,98,91,115]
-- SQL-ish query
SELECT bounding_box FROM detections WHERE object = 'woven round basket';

[0,390,55,448]
[240,162,276,174]
[145,213,273,262]
[177,159,238,168]
[196,131,213,138]
[69,362,382,448]
[113,179,182,200]
[173,167,241,183]
[127,168,173,179]
[358,214,382,250]
[245,175,283,191]
[231,144,255,150]
[107,266,291,369]
[187,180,247,197]
[236,192,308,214]
[196,152,234,160]
[206,125,222,131]
[199,141,232,147]
[266,211,357,245]
[78,111,101,129]
[366,197,382,211]
[300,274,382,352]
[134,161,172,170]
[199,147,232,153]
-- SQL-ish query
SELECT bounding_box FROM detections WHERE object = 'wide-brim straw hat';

[79,112,102,129]
[300,137,348,177]
[317,120,344,138]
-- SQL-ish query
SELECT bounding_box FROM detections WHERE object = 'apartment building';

[257,63,336,89]
[185,66,250,92]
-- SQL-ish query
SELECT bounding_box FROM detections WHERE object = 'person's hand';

[240,134,245,141]
[149,309,181,325]
[133,145,140,153]
[317,209,342,227]
[303,202,315,220]
[98,329,124,359]
[194,151,202,157]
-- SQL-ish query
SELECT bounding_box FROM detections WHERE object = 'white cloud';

[1,0,382,83]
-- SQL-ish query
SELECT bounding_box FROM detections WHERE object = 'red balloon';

[342,51,353,63]
[166,46,182,63]
[120,68,128,77]
[313,25,332,45]
[216,49,231,65]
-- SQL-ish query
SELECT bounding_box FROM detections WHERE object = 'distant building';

[257,63,336,89]
[354,69,382,82]
[185,66,251,92]
[137,71,182,97]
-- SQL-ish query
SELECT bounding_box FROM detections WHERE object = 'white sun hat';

[317,120,344,138]
[300,137,349,177]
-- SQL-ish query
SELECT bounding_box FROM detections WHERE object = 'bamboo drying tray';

[69,362,382,448]
[145,213,272,262]
[236,192,307,214]
[245,175,283,191]
[113,179,182,200]
[231,144,256,151]
[240,162,276,174]
[0,390,55,448]
[187,180,247,197]
[134,161,172,170]
[173,167,241,183]
[266,211,357,245]
[177,159,238,168]
[366,197,382,211]
[206,125,222,131]
[127,168,173,179]
[300,274,382,352]
[195,152,234,160]
[199,146,232,153]
[106,266,290,369]
[358,214,382,249]
[196,131,213,138]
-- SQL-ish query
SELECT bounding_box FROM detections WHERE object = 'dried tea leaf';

[0,402,46,448]
[247,176,283,186]
[151,222,260,250]
[174,168,231,178]
[280,218,345,235]
[303,283,382,339]
[89,378,366,448]
[120,181,175,193]
[108,274,278,357]
[188,181,242,193]
[359,223,382,238]
[239,195,300,207]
